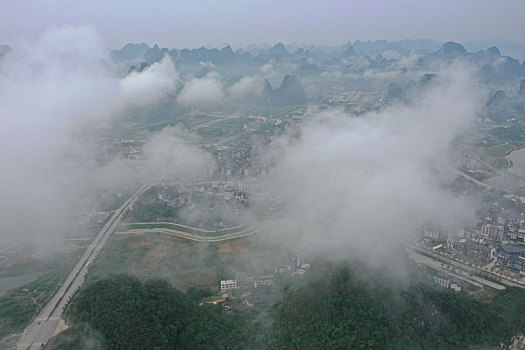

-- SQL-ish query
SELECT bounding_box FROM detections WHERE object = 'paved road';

[17,184,150,350]
[407,249,505,290]
[409,244,524,289]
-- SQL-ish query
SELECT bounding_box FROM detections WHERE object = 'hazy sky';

[1,0,525,49]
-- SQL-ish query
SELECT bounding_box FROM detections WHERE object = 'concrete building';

[235,271,254,289]
[434,274,451,288]
[496,244,524,271]
[253,275,273,288]
[424,227,441,241]
[481,224,503,240]
[220,280,237,292]
[459,239,492,263]
[450,282,462,292]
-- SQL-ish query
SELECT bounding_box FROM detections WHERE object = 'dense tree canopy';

[64,275,245,350]
[50,265,525,349]
[273,265,525,349]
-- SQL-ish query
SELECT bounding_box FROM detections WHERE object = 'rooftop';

[499,244,523,255]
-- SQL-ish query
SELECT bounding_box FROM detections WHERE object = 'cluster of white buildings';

[220,272,274,293]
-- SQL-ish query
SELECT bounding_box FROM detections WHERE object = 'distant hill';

[262,75,307,106]
[111,43,171,63]
[268,42,289,59]
[128,62,151,74]
[463,39,525,61]
[341,45,357,57]
[436,41,468,57]
[180,45,236,65]
[351,39,443,55]
[387,73,440,102]
[428,42,525,82]
[486,80,525,121]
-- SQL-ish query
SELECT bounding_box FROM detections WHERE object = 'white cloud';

[229,76,263,98]
[261,68,486,264]
[177,74,224,106]
[0,26,190,242]
[120,55,179,107]
[141,127,215,182]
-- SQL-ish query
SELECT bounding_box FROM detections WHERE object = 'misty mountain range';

[71,39,525,108]
[2,39,524,108]
[109,40,525,83]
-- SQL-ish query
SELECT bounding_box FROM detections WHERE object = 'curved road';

[121,225,259,242]
[17,184,150,350]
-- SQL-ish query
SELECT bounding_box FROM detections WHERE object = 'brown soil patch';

[218,239,249,254]
[218,242,233,253]
[147,254,162,267]
[128,239,150,250]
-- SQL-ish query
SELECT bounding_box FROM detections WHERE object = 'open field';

[483,143,518,157]
[478,155,511,170]
[196,127,235,139]
[86,232,280,293]
[87,231,222,291]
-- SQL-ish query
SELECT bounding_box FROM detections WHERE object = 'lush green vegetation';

[273,264,525,349]
[489,125,525,141]
[482,143,518,157]
[45,323,107,350]
[50,263,525,349]
[186,287,214,301]
[478,155,510,170]
[61,275,246,350]
[132,199,177,222]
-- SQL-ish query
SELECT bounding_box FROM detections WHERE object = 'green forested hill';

[47,265,525,350]
[52,275,245,350]
[273,265,525,349]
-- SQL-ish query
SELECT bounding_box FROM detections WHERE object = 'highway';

[408,244,524,290]
[407,249,505,290]
[17,184,150,350]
